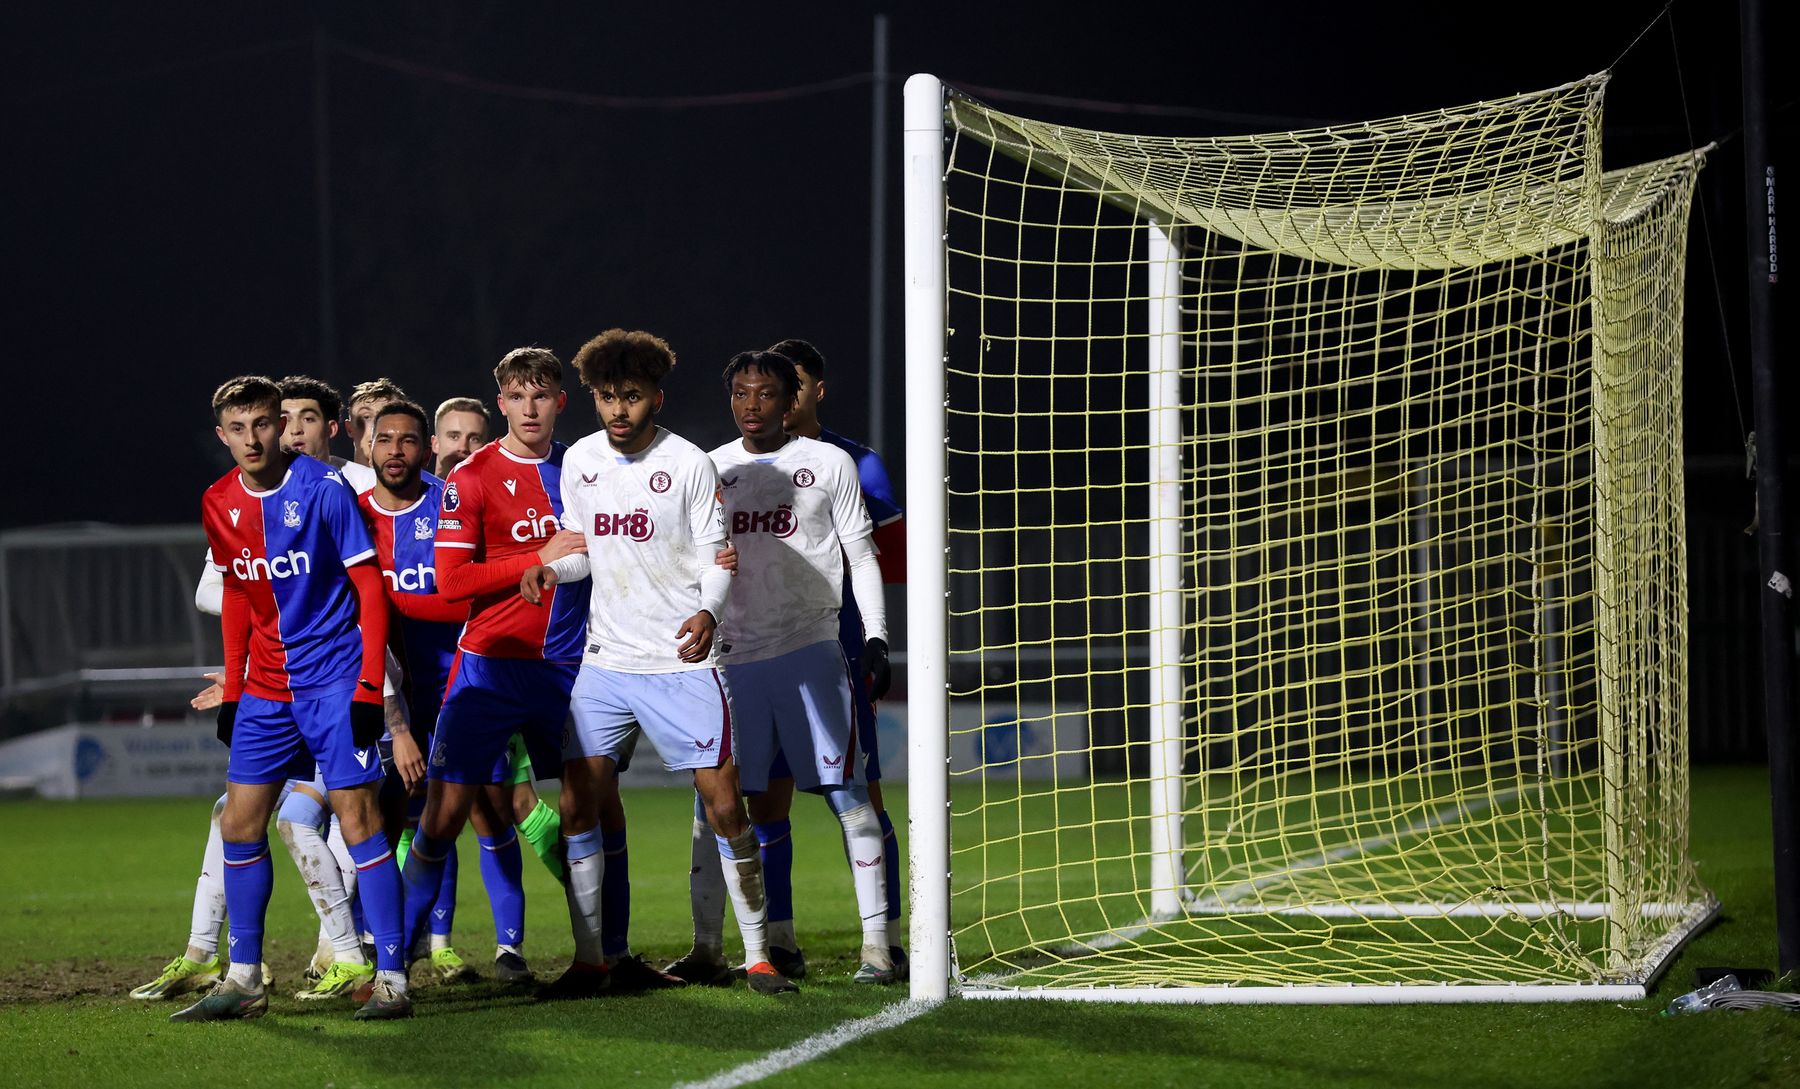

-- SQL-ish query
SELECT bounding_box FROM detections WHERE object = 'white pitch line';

[671,1000,940,1089]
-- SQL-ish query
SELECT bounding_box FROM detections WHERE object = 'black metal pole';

[1739,0,1798,976]
[313,27,337,389]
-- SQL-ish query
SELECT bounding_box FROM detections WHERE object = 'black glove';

[350,685,385,748]
[862,637,892,702]
[216,700,238,746]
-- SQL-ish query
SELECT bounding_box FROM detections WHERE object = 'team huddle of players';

[136,332,905,1021]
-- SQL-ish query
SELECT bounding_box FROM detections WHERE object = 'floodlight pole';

[1739,0,1799,976]
[903,73,951,1003]
[868,13,891,453]
[312,27,337,388]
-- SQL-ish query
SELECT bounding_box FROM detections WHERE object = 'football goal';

[902,71,1717,1003]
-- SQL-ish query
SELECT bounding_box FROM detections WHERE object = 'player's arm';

[677,460,731,662]
[381,635,424,790]
[191,550,228,705]
[387,582,469,624]
[200,508,247,740]
[523,457,593,604]
[858,447,907,583]
[436,470,584,602]
[194,553,224,616]
[831,454,891,697]
[215,579,250,741]
[321,476,391,743]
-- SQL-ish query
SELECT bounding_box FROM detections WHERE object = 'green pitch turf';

[3,768,1797,1088]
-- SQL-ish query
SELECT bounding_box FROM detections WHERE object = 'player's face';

[346,396,388,464]
[594,379,662,454]
[431,409,489,475]
[731,368,796,448]
[372,414,430,492]
[784,363,825,435]
[215,404,286,477]
[497,379,565,450]
[280,397,339,460]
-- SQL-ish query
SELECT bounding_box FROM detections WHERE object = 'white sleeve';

[384,647,402,698]
[549,554,591,582]
[194,554,223,616]
[829,452,874,544]
[842,534,887,645]
[689,455,730,619]
[550,451,592,583]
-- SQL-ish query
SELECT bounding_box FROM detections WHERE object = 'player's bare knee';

[328,785,383,843]
[510,781,538,825]
[745,790,787,824]
[598,780,627,832]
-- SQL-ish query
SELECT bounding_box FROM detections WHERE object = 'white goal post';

[904,71,1717,1004]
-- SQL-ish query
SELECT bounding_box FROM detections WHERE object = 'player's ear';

[815,378,827,405]
[327,418,341,439]
[653,389,665,415]
[431,434,441,454]
[555,389,568,412]
[214,424,228,446]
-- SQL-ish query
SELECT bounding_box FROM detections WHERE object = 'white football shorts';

[725,639,860,793]
[565,664,732,773]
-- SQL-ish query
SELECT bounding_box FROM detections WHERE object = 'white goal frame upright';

[902,73,1715,1005]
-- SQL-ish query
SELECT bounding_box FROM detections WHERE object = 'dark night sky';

[1,1,1783,529]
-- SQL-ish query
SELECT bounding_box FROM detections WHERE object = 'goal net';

[901,72,1717,1002]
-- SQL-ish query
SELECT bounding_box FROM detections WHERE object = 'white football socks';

[717,831,769,966]
[324,817,367,947]
[276,808,363,963]
[688,800,728,957]
[186,794,228,961]
[836,802,891,964]
[564,830,606,966]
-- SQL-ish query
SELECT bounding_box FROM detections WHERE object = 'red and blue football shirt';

[201,454,376,701]
[434,440,589,662]
[358,474,462,716]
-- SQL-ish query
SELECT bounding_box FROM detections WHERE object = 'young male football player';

[432,397,490,479]
[345,378,409,468]
[685,339,907,982]
[419,394,569,880]
[136,375,380,1003]
[356,399,498,986]
[520,329,793,998]
[398,348,590,988]
[674,350,895,985]
[175,375,410,1021]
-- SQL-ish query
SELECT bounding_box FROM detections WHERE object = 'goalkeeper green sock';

[396,826,415,871]
[518,799,565,885]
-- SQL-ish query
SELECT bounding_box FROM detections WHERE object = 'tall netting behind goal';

[901,72,1717,1003]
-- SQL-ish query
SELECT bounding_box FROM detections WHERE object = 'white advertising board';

[0,722,228,799]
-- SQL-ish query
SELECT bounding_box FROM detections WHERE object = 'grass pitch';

[3,767,1797,1088]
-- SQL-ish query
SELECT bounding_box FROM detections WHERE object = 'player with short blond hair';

[345,378,409,467]
[433,396,490,478]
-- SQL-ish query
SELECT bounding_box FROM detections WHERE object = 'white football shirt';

[554,427,729,674]
[709,434,874,665]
